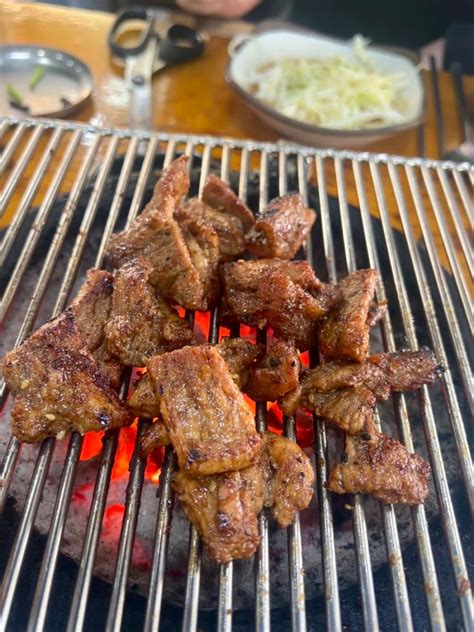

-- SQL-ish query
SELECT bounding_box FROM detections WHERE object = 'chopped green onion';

[7,84,24,104]
[29,66,45,90]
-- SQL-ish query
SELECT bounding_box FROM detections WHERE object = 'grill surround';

[0,116,472,632]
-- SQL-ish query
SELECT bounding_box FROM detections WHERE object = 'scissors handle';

[159,24,205,64]
[108,8,155,59]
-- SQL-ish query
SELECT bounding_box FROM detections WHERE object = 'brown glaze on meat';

[128,373,159,419]
[105,258,193,367]
[262,432,314,528]
[246,340,300,402]
[280,349,442,416]
[220,259,335,349]
[140,154,190,220]
[217,337,263,389]
[300,387,376,435]
[177,198,247,262]
[368,348,443,393]
[256,269,328,351]
[327,429,431,505]
[140,418,170,455]
[128,339,262,419]
[174,465,263,563]
[2,312,131,443]
[319,269,378,362]
[146,346,262,475]
[202,173,255,231]
[69,269,122,388]
[107,157,211,310]
[246,193,316,259]
[179,214,220,309]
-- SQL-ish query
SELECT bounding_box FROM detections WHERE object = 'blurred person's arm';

[176,0,262,18]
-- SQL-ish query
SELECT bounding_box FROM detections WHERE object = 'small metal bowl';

[0,45,93,118]
[225,25,425,149]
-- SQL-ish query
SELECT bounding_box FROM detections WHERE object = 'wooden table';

[2,1,472,154]
[0,0,472,287]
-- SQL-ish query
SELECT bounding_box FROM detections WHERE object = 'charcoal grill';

[0,116,472,632]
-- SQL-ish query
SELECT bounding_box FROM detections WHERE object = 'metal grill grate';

[0,116,472,632]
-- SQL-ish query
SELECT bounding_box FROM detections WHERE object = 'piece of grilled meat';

[284,386,377,435]
[246,193,316,259]
[129,338,263,420]
[2,312,131,443]
[217,337,263,389]
[246,340,300,402]
[178,213,220,308]
[220,259,337,349]
[140,418,171,454]
[262,432,314,528]
[202,173,255,231]
[105,258,193,367]
[146,345,262,475]
[107,156,213,310]
[69,268,122,388]
[279,349,442,417]
[174,465,263,563]
[178,194,250,262]
[327,425,430,505]
[319,269,378,362]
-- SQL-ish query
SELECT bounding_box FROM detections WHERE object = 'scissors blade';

[125,38,158,132]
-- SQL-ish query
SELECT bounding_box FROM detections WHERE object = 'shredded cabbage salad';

[251,36,411,130]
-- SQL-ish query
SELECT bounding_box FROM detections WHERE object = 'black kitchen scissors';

[108,8,205,130]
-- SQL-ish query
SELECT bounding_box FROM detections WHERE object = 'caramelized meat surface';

[368,349,443,393]
[280,349,442,416]
[3,313,131,443]
[290,387,377,435]
[105,258,193,366]
[246,340,300,401]
[179,214,220,309]
[140,419,170,454]
[319,269,378,362]
[174,465,263,563]
[107,157,209,310]
[69,268,122,388]
[129,338,262,419]
[262,432,314,528]
[128,373,158,418]
[220,259,335,349]
[217,337,263,389]
[256,270,327,350]
[178,198,247,262]
[202,173,255,231]
[327,429,430,505]
[246,193,316,259]
[147,346,262,475]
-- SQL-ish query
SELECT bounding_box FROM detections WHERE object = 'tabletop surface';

[1,0,473,158]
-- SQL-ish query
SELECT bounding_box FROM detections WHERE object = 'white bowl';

[226,25,425,149]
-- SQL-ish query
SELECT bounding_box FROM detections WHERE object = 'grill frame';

[0,116,472,632]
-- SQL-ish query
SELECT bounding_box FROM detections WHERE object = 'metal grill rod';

[313,155,341,632]
[0,124,44,218]
[352,160,445,631]
[254,150,271,632]
[180,141,210,632]
[216,142,234,632]
[387,163,473,628]
[436,169,473,280]
[333,156,412,631]
[281,152,307,632]
[142,139,180,632]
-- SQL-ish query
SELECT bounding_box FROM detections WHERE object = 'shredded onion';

[250,36,411,130]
